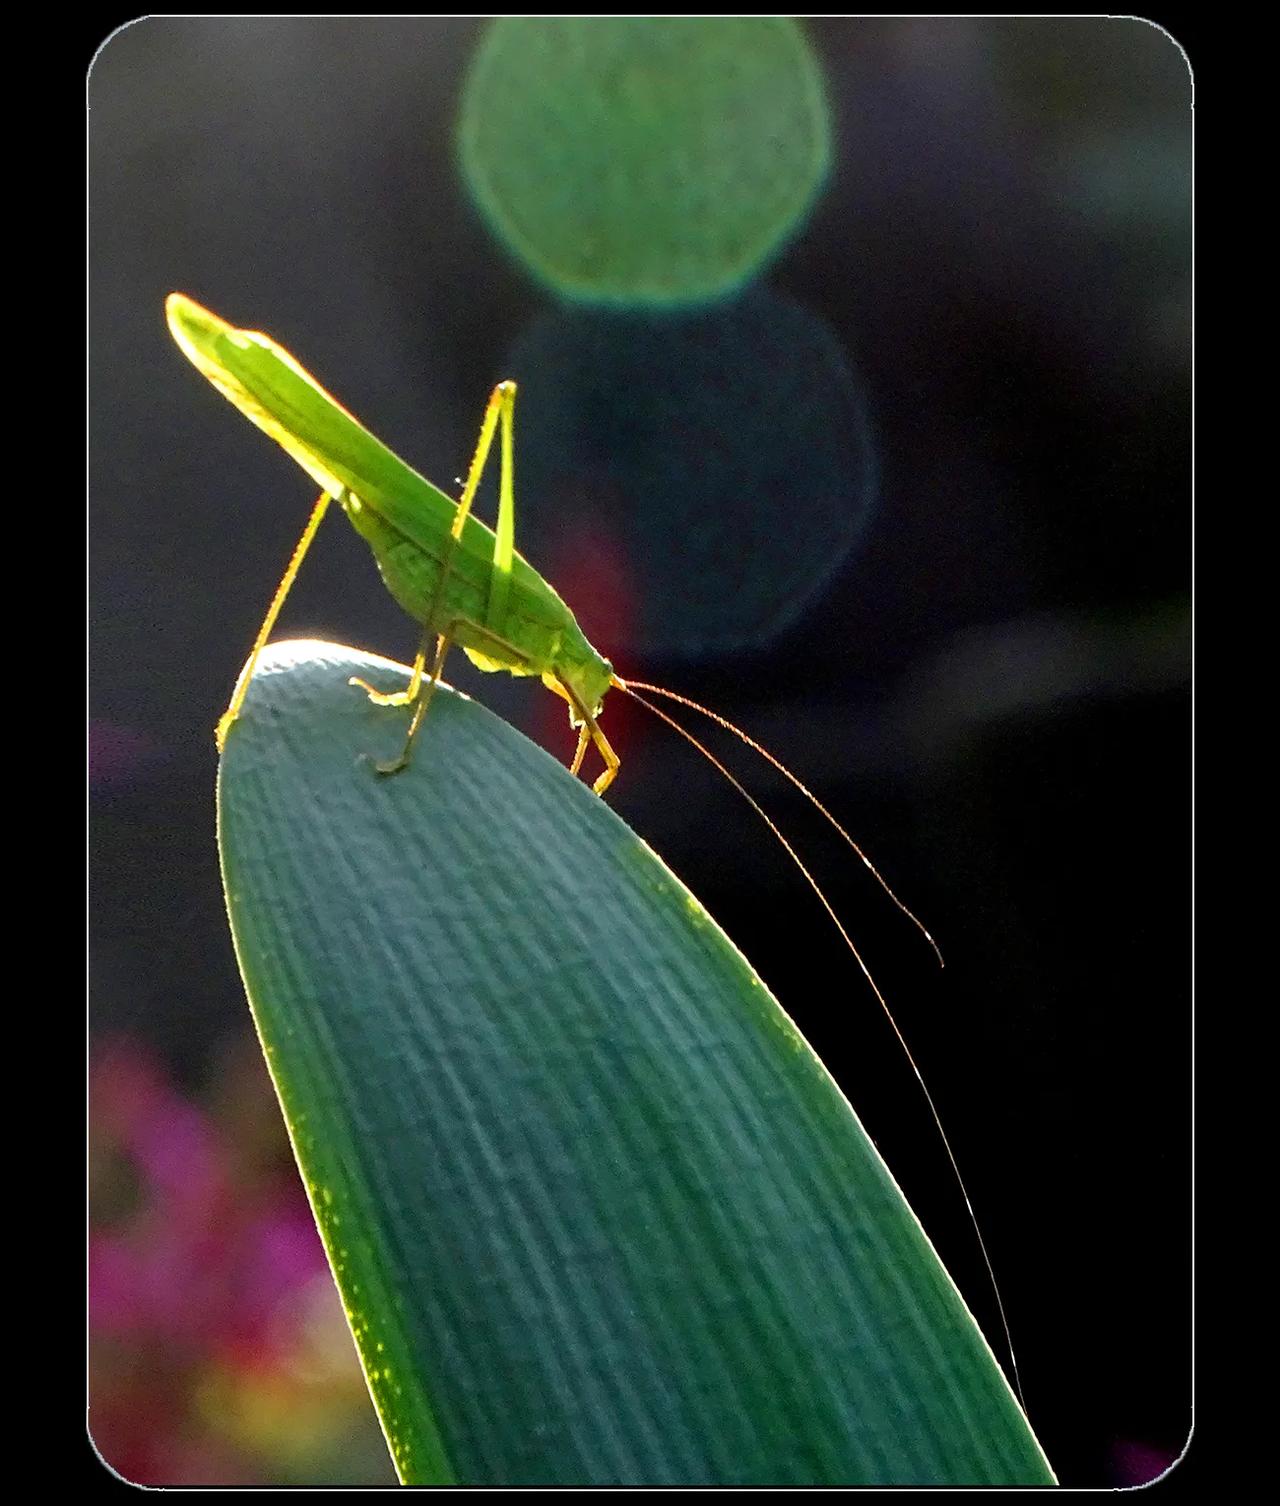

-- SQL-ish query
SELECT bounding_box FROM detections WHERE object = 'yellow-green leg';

[370,615,537,778]
[216,489,334,752]
[350,381,518,764]
[372,631,454,776]
[349,622,433,708]
[583,708,621,796]
[557,675,621,796]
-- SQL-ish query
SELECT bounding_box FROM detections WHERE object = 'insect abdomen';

[343,495,563,678]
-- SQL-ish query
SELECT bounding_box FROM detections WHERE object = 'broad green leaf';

[217,640,1055,1487]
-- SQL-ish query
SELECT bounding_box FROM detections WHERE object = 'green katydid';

[166,292,620,791]
[167,291,1027,1413]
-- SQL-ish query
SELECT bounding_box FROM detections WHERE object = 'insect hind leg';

[350,622,433,707]
[364,615,533,778]
[371,631,454,776]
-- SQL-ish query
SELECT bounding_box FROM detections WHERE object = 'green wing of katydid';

[167,294,566,630]
[166,295,474,561]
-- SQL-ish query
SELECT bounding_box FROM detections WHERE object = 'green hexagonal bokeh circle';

[458,18,832,307]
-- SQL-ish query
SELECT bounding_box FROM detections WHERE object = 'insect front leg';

[583,710,621,797]
[556,675,621,797]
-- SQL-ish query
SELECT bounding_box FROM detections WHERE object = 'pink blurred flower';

[1109,1438,1180,1486]
[89,1038,377,1485]
[88,720,163,790]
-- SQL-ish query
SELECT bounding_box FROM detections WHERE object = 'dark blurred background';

[89,17,1190,1488]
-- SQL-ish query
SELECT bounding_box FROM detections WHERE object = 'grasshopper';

[167,293,620,790]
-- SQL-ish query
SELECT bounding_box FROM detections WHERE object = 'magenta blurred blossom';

[92,1039,226,1206]
[90,1039,329,1351]
[242,1204,330,1319]
[89,719,163,789]
[139,1098,225,1205]
[1109,1438,1179,1486]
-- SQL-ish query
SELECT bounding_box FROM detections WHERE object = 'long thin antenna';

[616,678,1026,1415]
[621,680,943,967]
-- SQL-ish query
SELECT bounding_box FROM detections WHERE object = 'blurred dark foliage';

[90,16,1190,1486]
